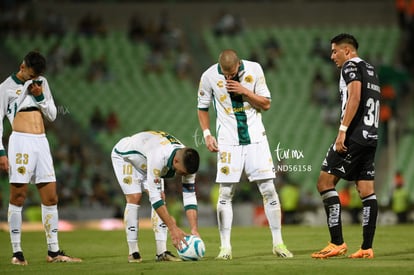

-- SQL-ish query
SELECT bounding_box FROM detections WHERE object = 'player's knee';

[218,184,234,203]
[257,180,277,201]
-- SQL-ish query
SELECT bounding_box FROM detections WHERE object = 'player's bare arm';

[335,81,361,153]
[185,208,200,237]
[0,155,9,172]
[155,204,187,249]
[197,109,219,152]
[225,79,270,110]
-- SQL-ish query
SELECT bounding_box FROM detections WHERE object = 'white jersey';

[112,131,196,205]
[197,60,270,145]
[0,74,57,152]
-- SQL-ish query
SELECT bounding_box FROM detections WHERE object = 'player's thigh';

[111,154,143,195]
[215,144,243,183]
[245,142,275,181]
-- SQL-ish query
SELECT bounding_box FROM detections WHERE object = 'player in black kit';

[311,33,380,259]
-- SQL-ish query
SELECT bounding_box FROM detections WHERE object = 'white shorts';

[111,151,164,195]
[216,140,275,183]
[8,132,56,184]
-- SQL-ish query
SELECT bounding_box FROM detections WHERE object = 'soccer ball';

[176,235,205,261]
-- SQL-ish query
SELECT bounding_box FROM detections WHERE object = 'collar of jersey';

[11,74,24,85]
[164,148,179,178]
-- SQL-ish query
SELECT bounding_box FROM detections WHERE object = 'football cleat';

[311,242,348,259]
[273,244,293,258]
[348,248,374,259]
[46,250,82,263]
[128,252,142,263]
[215,247,232,260]
[11,251,28,265]
[156,251,182,262]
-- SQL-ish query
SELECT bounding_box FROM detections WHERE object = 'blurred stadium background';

[0,0,413,228]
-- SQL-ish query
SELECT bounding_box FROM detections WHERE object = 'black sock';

[321,189,343,245]
[361,194,378,249]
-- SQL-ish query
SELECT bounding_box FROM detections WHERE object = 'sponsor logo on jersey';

[344,67,357,74]
[367,82,380,92]
[16,89,22,95]
[349,72,356,79]
[363,130,378,140]
[217,80,224,88]
[219,94,227,102]
[153,169,161,177]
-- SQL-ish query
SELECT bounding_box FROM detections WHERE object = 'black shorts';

[321,141,376,181]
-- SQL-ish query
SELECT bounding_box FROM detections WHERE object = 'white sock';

[8,204,23,253]
[152,208,167,255]
[217,184,234,249]
[124,203,139,254]
[42,204,60,252]
[257,180,284,246]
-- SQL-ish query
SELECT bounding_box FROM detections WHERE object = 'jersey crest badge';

[220,166,230,175]
[123,176,132,185]
[244,75,253,83]
[17,166,26,175]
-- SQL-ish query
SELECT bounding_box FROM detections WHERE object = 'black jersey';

[339,57,380,147]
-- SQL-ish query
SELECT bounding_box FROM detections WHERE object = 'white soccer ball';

[176,235,205,261]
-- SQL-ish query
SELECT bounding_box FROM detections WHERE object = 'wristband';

[339,124,348,132]
[203,129,211,138]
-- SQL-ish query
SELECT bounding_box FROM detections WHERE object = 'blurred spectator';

[144,47,164,74]
[310,36,331,62]
[41,9,67,38]
[47,40,66,75]
[263,36,282,70]
[90,106,106,136]
[391,171,410,223]
[77,11,107,37]
[311,71,330,106]
[106,110,120,134]
[213,10,244,37]
[128,12,146,43]
[86,55,112,82]
[67,45,84,68]
[173,45,193,79]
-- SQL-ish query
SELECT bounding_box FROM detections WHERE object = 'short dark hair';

[24,51,46,75]
[182,148,200,174]
[330,33,359,50]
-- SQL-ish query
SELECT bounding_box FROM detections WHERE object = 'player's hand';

[0,155,9,172]
[170,226,188,250]
[335,131,347,153]
[28,81,43,97]
[225,79,245,95]
[205,135,219,152]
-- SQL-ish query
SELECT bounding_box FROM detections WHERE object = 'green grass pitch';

[0,225,413,274]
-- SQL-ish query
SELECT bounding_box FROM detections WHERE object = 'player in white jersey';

[111,130,201,262]
[197,49,292,259]
[0,51,81,265]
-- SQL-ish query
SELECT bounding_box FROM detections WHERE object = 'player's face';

[330,43,347,68]
[174,161,188,176]
[222,62,240,80]
[18,63,39,82]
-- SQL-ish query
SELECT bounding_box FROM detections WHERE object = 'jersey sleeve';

[182,174,197,211]
[252,63,271,98]
[0,82,9,155]
[342,61,362,85]
[197,72,213,111]
[146,156,165,209]
[32,77,57,122]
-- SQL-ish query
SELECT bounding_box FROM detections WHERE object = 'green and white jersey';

[0,74,57,154]
[112,130,196,205]
[197,60,270,145]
